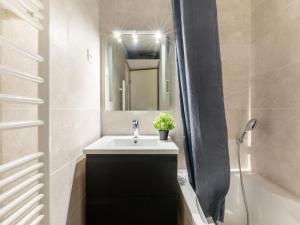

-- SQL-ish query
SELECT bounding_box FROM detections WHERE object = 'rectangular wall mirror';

[104,31,175,111]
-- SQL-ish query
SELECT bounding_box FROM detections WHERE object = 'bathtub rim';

[178,169,215,225]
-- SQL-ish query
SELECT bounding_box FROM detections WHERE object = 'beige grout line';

[251,107,300,110]
[251,0,297,14]
[251,59,300,79]
[50,153,84,176]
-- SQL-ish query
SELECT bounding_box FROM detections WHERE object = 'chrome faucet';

[132,120,139,141]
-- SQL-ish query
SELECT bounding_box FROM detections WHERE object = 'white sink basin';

[83,136,179,155]
[107,138,159,147]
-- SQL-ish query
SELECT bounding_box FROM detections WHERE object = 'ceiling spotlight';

[117,38,122,43]
[132,33,138,44]
[113,31,121,39]
[155,31,162,39]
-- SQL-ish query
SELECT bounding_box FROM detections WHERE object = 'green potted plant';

[153,113,175,140]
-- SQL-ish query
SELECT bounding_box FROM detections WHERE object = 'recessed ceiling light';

[113,31,121,39]
[132,33,138,44]
[132,33,138,39]
[155,31,162,40]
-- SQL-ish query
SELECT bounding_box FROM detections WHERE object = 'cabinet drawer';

[87,197,177,225]
[86,155,177,197]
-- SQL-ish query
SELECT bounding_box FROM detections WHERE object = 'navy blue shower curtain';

[172,0,230,223]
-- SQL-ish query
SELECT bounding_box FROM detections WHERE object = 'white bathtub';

[178,170,300,225]
[177,170,214,225]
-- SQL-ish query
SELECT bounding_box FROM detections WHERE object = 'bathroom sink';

[83,136,179,155]
[85,136,178,224]
[107,138,159,147]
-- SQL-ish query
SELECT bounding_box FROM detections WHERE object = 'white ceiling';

[127,59,160,70]
[99,0,173,33]
[122,34,161,52]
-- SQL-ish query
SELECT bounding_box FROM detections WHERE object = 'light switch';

[87,49,93,64]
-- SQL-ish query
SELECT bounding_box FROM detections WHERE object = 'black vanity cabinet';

[86,154,177,225]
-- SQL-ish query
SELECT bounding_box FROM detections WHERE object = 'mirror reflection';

[105,31,175,111]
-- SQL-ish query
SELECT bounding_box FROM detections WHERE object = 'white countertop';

[83,135,179,155]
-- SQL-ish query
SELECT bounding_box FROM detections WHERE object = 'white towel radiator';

[0,0,47,224]
[0,153,45,225]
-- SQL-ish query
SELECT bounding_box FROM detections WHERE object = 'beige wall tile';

[0,10,39,164]
[218,0,251,46]
[224,90,249,111]
[50,158,78,225]
[50,44,100,110]
[101,111,160,135]
[220,44,251,80]
[228,139,251,170]
[251,63,300,109]
[251,0,266,12]
[252,0,300,42]
[50,109,100,172]
[252,18,300,76]
[251,109,300,196]
[251,0,300,197]
[226,109,249,139]
[0,127,38,163]
[49,0,101,224]
[218,0,251,14]
[218,0,251,142]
